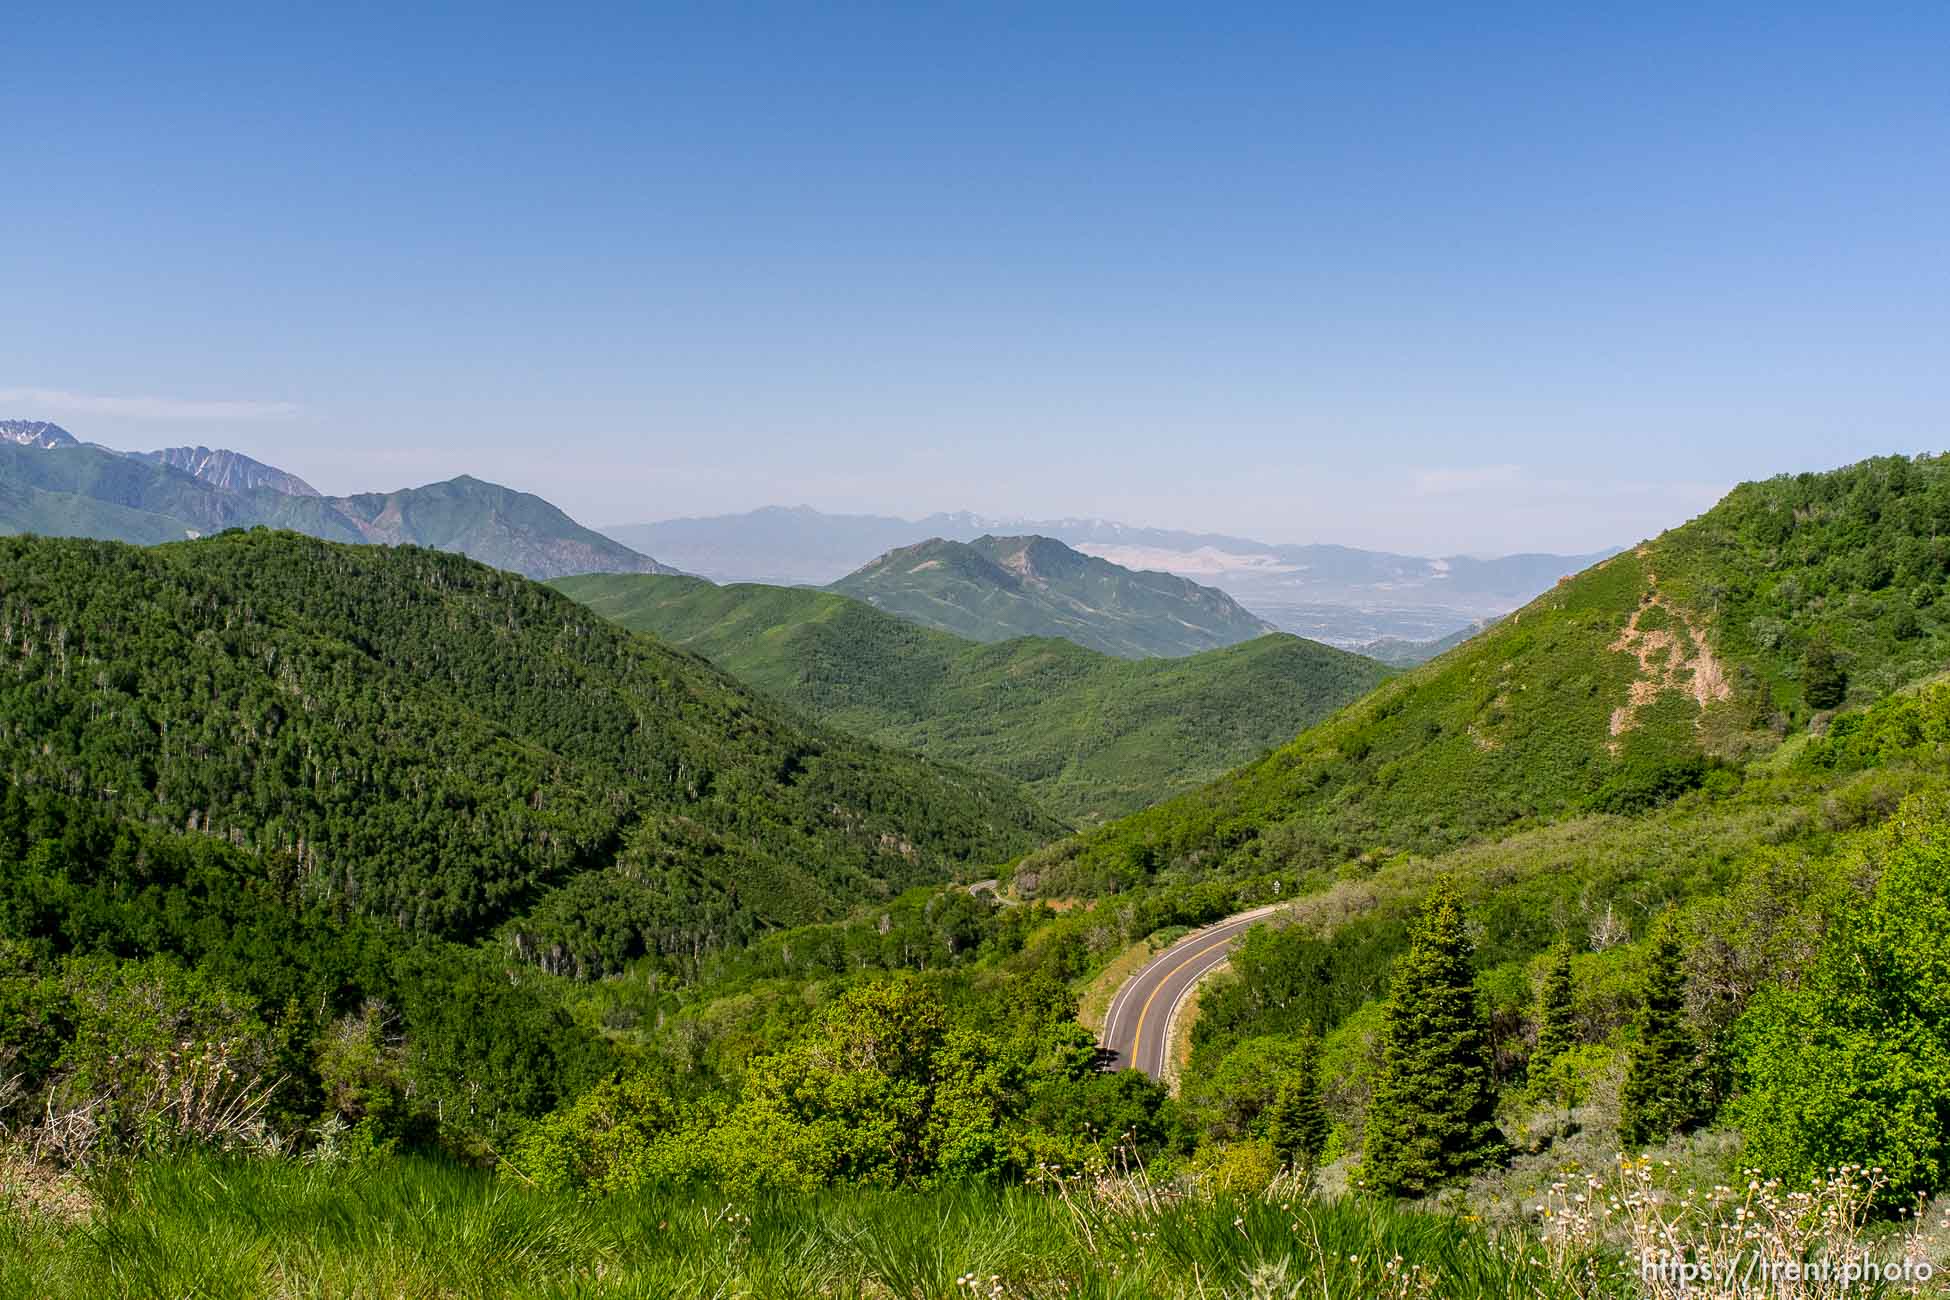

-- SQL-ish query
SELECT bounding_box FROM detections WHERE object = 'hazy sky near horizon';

[7,3,1948,555]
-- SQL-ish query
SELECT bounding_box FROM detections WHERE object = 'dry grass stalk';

[1533,1156,1948,1298]
[0,1145,91,1225]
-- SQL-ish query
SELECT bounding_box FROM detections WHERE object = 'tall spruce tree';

[1263,1036,1328,1168]
[1619,909,1700,1148]
[1802,640,1847,710]
[1534,941,1577,1071]
[1529,940,1581,1118]
[1361,883,1506,1196]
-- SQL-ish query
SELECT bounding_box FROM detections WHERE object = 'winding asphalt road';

[1099,905,1287,1080]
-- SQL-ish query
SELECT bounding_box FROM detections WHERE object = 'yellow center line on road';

[1102,906,1288,1055]
[1128,932,1240,1068]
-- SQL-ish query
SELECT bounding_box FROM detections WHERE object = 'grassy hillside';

[552,573,1390,821]
[1647,453,1950,704]
[0,532,1057,972]
[830,534,1274,657]
[1,1157,1601,1299]
[0,442,672,579]
[1022,454,1950,896]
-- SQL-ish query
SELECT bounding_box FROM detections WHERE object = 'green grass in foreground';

[0,1155,1615,1300]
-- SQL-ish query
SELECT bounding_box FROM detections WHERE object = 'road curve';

[1099,905,1287,1080]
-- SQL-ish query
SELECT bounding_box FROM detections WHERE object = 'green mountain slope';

[321,475,678,580]
[551,573,1390,822]
[0,442,352,541]
[0,442,672,579]
[0,532,1058,974]
[829,534,1274,657]
[1024,454,1950,896]
[0,474,206,545]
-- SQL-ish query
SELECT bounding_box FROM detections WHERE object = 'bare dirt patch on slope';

[1607,575,1732,747]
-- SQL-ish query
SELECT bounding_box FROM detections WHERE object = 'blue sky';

[6,2,1947,554]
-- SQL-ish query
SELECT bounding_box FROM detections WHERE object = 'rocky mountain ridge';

[130,445,322,497]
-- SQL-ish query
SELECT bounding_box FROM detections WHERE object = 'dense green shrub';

[1021,1068,1192,1169]
[1803,640,1848,709]
[1182,1034,1317,1143]
[511,1071,683,1195]
[512,973,1165,1196]
[1585,757,1708,815]
[1191,917,1406,1063]
[1801,680,1950,773]
[1735,799,1950,1200]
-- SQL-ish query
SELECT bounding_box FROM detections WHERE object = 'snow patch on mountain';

[0,421,79,450]
[130,446,322,497]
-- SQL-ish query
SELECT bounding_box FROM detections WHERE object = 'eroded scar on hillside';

[1607,572,1731,749]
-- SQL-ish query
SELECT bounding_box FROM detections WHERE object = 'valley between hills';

[8,449,1950,1296]
[550,569,1388,822]
[15,10,1942,1290]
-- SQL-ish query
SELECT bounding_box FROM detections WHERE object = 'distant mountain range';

[1357,620,1494,667]
[830,534,1275,659]
[0,421,673,580]
[130,445,322,497]
[553,572,1388,822]
[316,477,680,579]
[3,421,1605,629]
[603,505,1613,646]
[0,420,83,450]
[605,506,1006,586]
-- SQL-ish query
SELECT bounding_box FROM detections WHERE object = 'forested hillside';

[0,532,1057,972]
[1022,454,1950,896]
[552,573,1389,821]
[12,459,1950,1299]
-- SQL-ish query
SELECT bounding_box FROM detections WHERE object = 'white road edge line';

[1156,945,1238,1089]
[1100,901,1292,1074]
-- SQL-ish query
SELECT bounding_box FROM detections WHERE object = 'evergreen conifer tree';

[1361,883,1506,1196]
[1619,909,1699,1148]
[1534,941,1576,1071]
[1263,1037,1328,1168]
[1803,640,1847,710]
[1528,939,1582,1119]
